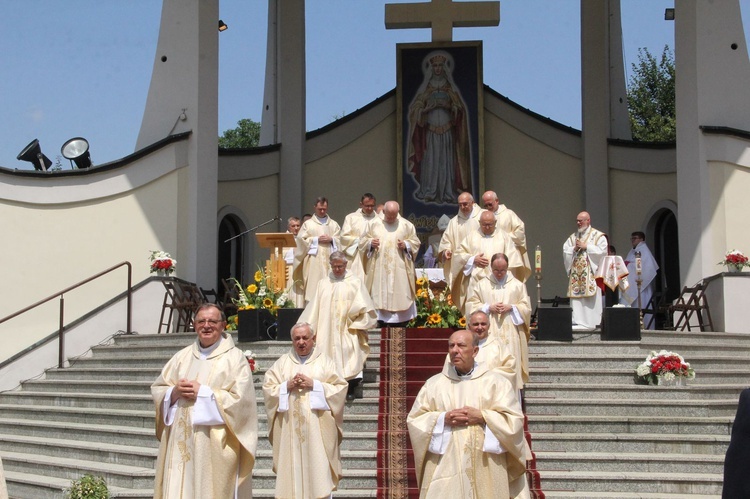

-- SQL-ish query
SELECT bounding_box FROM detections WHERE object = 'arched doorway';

[648,207,680,328]
[217,214,246,296]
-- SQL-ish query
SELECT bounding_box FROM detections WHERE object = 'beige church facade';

[1,0,748,366]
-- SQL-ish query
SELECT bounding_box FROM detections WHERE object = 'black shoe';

[346,379,363,401]
[346,379,357,401]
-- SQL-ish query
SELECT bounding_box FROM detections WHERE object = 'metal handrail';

[0,261,132,368]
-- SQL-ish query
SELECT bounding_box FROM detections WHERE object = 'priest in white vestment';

[299,251,377,400]
[465,254,532,390]
[438,191,482,304]
[408,330,527,499]
[453,211,525,311]
[151,304,257,499]
[361,201,421,326]
[263,323,348,499]
[293,197,341,304]
[283,216,304,307]
[563,211,609,330]
[339,193,378,280]
[620,231,660,328]
[482,191,532,281]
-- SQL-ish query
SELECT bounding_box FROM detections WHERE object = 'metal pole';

[58,295,65,368]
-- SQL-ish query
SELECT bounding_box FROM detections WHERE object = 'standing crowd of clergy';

[149,191,544,498]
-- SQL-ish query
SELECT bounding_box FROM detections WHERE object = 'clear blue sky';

[0,0,714,170]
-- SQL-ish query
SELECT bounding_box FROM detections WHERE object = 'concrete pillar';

[580,0,629,231]
[260,0,305,221]
[136,0,219,288]
[675,0,750,285]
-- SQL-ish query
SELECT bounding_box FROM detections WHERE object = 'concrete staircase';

[0,328,743,497]
[0,331,383,498]
[527,329,747,499]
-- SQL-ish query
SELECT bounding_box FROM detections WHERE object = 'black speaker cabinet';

[601,307,641,341]
[276,308,305,341]
[536,307,573,341]
[237,309,276,342]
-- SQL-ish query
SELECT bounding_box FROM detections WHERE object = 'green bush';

[64,474,110,499]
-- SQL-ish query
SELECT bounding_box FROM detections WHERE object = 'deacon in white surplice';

[361,201,421,326]
[465,253,532,390]
[408,330,527,499]
[263,323,348,499]
[620,231,659,327]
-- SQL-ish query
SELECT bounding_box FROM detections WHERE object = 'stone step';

[0,404,380,435]
[44,367,164,382]
[18,378,384,399]
[0,416,375,453]
[250,467,377,491]
[543,493,720,499]
[525,382,746,400]
[526,414,733,435]
[68,352,383,370]
[0,418,157,448]
[0,391,382,415]
[89,342,381,359]
[529,338,750,355]
[4,470,154,499]
[525,397,738,417]
[534,451,725,474]
[538,470,723,495]
[528,353,746,370]
[531,432,730,455]
[528,367,750,385]
[252,448,376,469]
[1,450,154,489]
[0,433,157,469]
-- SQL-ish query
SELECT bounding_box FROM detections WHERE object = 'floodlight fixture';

[61,137,92,169]
[665,8,675,21]
[219,20,228,32]
[17,139,52,171]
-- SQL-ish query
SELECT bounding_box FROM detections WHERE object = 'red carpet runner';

[376,327,544,498]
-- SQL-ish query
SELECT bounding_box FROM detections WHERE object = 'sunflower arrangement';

[408,274,465,329]
[225,266,294,330]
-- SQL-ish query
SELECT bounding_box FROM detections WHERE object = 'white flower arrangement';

[149,250,176,275]
[634,350,695,385]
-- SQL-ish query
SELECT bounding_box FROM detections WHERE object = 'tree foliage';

[218,118,261,149]
[627,46,675,142]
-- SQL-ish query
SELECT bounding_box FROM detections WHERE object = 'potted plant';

[408,275,465,329]
[718,249,749,273]
[149,250,176,276]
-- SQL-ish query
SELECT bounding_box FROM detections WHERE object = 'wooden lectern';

[256,233,296,292]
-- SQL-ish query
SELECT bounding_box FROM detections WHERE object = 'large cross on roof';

[385,0,500,42]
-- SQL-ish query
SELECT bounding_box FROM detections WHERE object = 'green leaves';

[627,46,675,142]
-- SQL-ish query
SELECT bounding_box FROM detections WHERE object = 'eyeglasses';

[195,319,223,326]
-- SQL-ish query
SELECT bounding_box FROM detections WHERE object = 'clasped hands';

[574,239,587,251]
[370,239,406,251]
[445,406,485,427]
[490,302,512,315]
[318,234,333,245]
[288,373,313,392]
[171,378,201,404]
